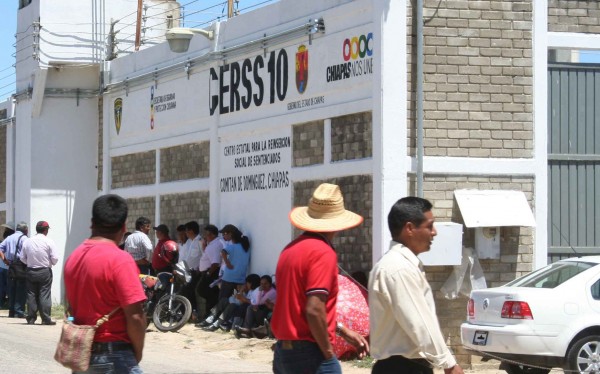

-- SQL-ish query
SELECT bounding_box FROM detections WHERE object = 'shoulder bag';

[54,307,120,372]
[8,235,27,280]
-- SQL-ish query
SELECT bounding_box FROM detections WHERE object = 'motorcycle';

[139,260,193,332]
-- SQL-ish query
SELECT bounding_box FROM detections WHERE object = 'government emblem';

[114,98,123,134]
[295,45,308,94]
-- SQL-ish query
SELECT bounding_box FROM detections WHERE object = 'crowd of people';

[116,215,276,338]
[1,182,464,374]
[0,220,59,325]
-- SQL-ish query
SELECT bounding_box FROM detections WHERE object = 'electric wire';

[0,72,16,82]
[2,0,279,89]
[0,66,15,74]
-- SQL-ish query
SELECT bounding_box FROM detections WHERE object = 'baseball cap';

[153,224,169,233]
[36,221,50,230]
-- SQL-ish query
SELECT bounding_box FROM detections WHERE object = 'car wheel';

[501,362,550,374]
[567,335,600,373]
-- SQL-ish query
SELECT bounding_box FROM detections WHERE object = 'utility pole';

[135,0,143,51]
[228,0,234,18]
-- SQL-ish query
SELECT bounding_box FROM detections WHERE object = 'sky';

[0,0,275,101]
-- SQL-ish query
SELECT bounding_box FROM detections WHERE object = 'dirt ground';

[153,322,371,374]
[155,322,513,374]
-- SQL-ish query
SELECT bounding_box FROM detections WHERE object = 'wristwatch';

[336,321,344,335]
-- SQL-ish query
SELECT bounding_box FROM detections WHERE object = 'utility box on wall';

[474,227,500,259]
[420,222,463,266]
[454,189,536,260]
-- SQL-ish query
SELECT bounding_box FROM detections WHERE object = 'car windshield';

[505,261,597,288]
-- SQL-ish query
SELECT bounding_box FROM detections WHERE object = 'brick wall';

[331,112,373,162]
[159,191,209,237]
[408,174,535,367]
[407,0,534,158]
[125,196,156,242]
[160,142,210,183]
[97,96,103,191]
[292,120,324,167]
[0,125,6,202]
[293,175,373,273]
[111,151,156,189]
[548,0,600,33]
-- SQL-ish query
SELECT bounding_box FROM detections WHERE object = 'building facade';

[1,0,599,367]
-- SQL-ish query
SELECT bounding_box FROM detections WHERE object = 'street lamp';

[165,27,214,53]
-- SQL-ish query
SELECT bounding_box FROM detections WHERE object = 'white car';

[461,256,600,374]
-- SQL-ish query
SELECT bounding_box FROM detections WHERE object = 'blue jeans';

[273,340,342,374]
[7,275,26,316]
[73,349,143,374]
[0,267,8,306]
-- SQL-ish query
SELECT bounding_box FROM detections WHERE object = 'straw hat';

[289,183,363,232]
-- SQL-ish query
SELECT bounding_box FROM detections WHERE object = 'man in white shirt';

[176,224,188,262]
[20,221,59,325]
[369,197,464,374]
[195,224,223,320]
[124,217,153,274]
[0,221,29,318]
[184,221,202,319]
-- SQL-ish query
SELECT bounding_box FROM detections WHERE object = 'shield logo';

[295,45,308,94]
[114,98,123,135]
[150,86,155,130]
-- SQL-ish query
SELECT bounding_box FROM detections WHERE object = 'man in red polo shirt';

[272,183,369,374]
[64,194,146,372]
[151,224,178,274]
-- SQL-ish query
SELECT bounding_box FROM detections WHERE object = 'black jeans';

[371,355,433,374]
[26,267,53,323]
[196,271,219,318]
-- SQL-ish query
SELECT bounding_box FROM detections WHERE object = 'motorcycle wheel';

[152,294,192,332]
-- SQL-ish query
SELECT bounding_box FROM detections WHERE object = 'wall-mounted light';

[166,27,214,53]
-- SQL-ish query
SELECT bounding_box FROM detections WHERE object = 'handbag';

[8,235,27,280]
[54,307,120,372]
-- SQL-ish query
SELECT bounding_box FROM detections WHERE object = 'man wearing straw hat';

[272,183,369,374]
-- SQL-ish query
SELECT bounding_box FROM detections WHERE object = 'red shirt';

[271,233,338,344]
[151,239,177,271]
[64,239,146,343]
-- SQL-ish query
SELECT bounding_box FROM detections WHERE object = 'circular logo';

[483,298,489,310]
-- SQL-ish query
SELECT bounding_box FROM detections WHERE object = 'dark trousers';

[185,270,201,317]
[218,280,237,301]
[137,264,152,275]
[371,355,433,374]
[243,304,270,329]
[26,267,53,323]
[7,275,26,317]
[196,271,219,318]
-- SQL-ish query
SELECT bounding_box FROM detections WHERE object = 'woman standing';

[219,224,250,301]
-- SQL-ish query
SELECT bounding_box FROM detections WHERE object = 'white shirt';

[369,241,457,369]
[20,233,59,269]
[124,230,153,261]
[178,240,190,264]
[199,237,223,271]
[185,235,203,270]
